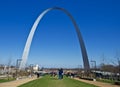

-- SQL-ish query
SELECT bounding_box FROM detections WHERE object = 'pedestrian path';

[74,78,120,87]
[0,77,36,87]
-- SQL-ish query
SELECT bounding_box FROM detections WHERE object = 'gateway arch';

[19,7,90,71]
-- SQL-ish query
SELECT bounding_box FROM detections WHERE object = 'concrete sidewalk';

[74,78,120,87]
[0,77,36,87]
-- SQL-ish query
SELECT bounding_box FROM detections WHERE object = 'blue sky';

[0,0,120,68]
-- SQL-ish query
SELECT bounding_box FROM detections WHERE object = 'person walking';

[58,68,63,79]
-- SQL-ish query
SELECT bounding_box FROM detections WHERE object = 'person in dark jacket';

[58,68,63,79]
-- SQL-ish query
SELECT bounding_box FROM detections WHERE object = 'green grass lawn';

[97,78,114,84]
[97,78,120,85]
[0,78,15,83]
[18,75,98,87]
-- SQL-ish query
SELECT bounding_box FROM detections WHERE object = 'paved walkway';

[0,77,37,87]
[74,78,120,87]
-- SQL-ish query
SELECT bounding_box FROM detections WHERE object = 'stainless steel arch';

[19,7,90,71]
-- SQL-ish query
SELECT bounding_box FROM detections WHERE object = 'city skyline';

[0,0,120,68]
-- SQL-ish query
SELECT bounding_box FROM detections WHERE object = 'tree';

[7,57,12,80]
[100,64,115,72]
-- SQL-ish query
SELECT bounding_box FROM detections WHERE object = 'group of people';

[51,68,63,79]
[36,68,64,79]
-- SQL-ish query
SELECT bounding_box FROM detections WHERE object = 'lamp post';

[16,59,22,79]
[91,60,96,78]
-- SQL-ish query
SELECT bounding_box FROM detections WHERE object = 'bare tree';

[112,51,120,73]
[7,57,12,80]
